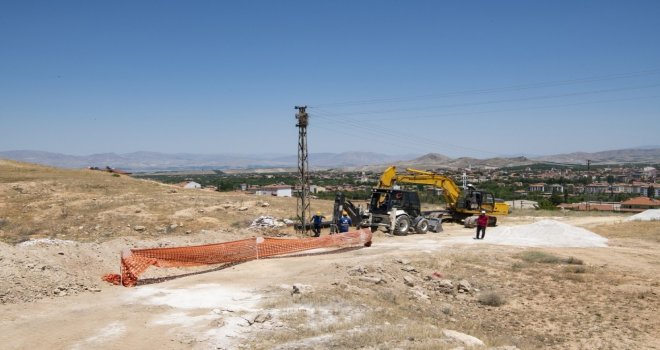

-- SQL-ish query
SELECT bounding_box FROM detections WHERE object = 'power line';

[315,94,660,123]
[313,83,660,119]
[312,68,660,108]
[310,88,660,156]
[305,69,660,161]
[311,110,504,157]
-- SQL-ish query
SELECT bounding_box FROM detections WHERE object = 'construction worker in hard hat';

[311,211,325,237]
[338,210,352,233]
[475,210,489,240]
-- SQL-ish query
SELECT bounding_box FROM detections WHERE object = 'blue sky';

[1,1,659,158]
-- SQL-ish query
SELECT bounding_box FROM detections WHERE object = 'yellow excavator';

[363,166,509,235]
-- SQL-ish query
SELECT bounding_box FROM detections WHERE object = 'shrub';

[564,256,584,265]
[478,291,507,306]
[517,251,562,264]
[564,265,586,274]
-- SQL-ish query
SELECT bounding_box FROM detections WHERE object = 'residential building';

[642,167,657,180]
[620,196,660,212]
[513,190,528,197]
[309,185,327,194]
[585,182,609,194]
[255,185,292,197]
[548,184,564,193]
[183,181,201,189]
[528,183,545,192]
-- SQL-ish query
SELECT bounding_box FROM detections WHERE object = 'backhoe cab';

[366,189,442,235]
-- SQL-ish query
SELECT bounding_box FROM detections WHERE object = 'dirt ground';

[0,160,659,349]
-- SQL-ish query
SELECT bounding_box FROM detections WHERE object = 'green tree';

[537,198,557,210]
[549,191,563,206]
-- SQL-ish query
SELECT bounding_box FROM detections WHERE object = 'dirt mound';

[0,228,253,304]
[0,239,108,303]
[449,219,608,247]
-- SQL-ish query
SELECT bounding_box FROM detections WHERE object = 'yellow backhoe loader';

[362,166,509,235]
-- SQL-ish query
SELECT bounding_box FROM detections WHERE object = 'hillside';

[0,160,658,349]
[534,147,660,164]
[350,153,534,171]
[0,159,313,244]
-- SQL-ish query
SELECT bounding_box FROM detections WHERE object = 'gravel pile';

[625,209,660,222]
[453,219,609,248]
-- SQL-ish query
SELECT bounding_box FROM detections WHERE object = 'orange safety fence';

[103,228,373,287]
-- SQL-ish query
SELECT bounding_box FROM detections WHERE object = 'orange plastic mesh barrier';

[103,228,372,287]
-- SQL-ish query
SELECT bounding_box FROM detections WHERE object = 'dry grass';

[252,254,548,349]
[516,250,584,266]
[507,209,629,218]
[517,250,563,264]
[564,265,587,274]
[248,244,659,349]
[254,290,464,350]
[591,221,660,242]
[0,159,317,244]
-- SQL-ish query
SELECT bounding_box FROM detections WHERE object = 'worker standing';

[311,211,325,237]
[338,211,352,233]
[475,210,488,239]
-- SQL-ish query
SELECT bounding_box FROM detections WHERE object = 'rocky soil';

[0,160,658,349]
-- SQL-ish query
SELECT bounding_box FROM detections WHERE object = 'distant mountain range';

[0,150,417,171]
[1,147,658,172]
[534,147,660,164]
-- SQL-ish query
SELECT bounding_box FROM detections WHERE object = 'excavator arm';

[377,166,462,209]
[373,166,509,228]
[377,166,399,188]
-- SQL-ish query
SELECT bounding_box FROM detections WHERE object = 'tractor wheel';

[415,218,429,234]
[393,215,411,236]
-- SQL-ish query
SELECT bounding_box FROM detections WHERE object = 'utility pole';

[295,106,311,235]
[586,159,591,211]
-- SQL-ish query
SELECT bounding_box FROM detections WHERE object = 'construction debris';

[248,216,287,229]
